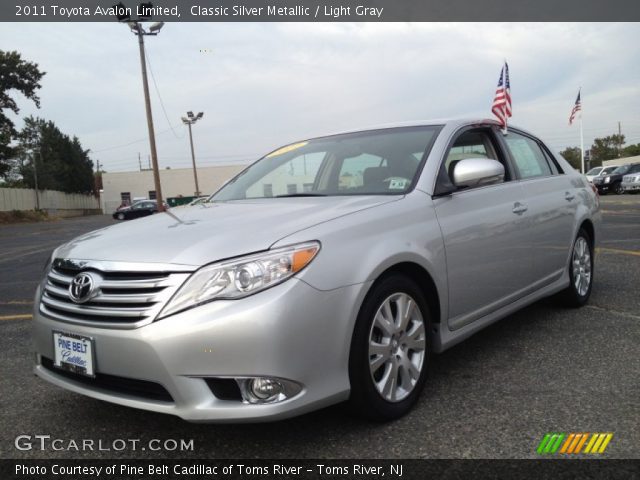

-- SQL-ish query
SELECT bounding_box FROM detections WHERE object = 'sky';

[2,22,639,172]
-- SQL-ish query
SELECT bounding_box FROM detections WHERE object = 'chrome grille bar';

[39,261,193,329]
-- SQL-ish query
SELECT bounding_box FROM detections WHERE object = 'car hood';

[56,196,400,267]
[599,173,623,181]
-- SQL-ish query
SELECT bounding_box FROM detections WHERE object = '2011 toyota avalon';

[33,119,600,422]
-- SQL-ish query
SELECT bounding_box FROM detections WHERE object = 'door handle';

[564,192,575,201]
[512,202,528,215]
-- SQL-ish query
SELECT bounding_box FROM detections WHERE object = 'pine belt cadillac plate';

[53,331,95,377]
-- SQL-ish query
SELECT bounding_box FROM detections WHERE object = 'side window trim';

[540,144,564,175]
[434,125,515,196]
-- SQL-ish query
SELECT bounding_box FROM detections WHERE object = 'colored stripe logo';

[537,433,613,454]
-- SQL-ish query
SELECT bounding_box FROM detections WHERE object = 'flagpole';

[504,59,508,135]
[580,115,585,174]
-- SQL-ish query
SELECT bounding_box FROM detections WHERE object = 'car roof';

[310,118,537,141]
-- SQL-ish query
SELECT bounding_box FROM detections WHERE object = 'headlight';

[604,176,611,184]
[159,241,320,318]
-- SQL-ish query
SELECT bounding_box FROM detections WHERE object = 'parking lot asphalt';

[0,196,638,459]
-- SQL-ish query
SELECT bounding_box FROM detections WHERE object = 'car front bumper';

[33,278,367,422]
[594,183,612,193]
[622,181,640,191]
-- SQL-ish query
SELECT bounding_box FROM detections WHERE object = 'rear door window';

[504,132,553,179]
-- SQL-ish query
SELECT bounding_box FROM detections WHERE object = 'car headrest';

[363,166,391,188]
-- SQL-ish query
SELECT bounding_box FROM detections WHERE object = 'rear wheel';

[348,275,431,420]
[559,228,593,307]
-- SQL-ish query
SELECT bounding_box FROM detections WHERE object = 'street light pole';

[114,3,166,211]
[134,23,165,211]
[187,122,200,196]
[182,111,204,197]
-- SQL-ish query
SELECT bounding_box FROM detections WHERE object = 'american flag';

[491,62,512,129]
[569,90,581,125]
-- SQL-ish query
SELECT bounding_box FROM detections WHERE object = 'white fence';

[0,187,101,215]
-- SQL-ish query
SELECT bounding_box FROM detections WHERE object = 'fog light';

[251,378,282,399]
[238,377,302,404]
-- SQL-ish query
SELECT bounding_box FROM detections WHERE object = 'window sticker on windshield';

[388,177,409,189]
[266,141,308,158]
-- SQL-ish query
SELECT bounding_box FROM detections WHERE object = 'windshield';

[212,126,441,201]
[586,167,602,175]
[601,166,618,175]
[613,165,630,175]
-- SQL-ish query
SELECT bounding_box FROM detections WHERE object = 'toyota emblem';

[68,273,96,304]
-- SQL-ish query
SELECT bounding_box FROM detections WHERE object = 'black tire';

[348,274,432,420]
[558,228,594,307]
[614,182,624,195]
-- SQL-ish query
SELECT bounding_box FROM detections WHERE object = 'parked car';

[593,163,640,195]
[112,200,169,220]
[621,164,640,193]
[34,119,600,422]
[598,165,620,178]
[585,166,604,182]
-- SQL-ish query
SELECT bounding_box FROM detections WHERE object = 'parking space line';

[0,241,61,257]
[0,314,32,321]
[0,246,56,264]
[596,247,640,258]
[586,305,640,321]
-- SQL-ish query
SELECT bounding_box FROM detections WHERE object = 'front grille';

[40,261,191,328]
[41,357,173,403]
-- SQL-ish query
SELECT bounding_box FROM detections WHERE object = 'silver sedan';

[33,119,600,421]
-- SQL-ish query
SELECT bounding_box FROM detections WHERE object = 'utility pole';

[114,4,166,211]
[182,111,204,196]
[618,121,623,157]
[135,23,165,211]
[94,159,101,197]
[138,152,142,171]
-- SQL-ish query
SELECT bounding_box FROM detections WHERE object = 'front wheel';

[614,183,624,195]
[559,228,593,307]
[116,213,125,220]
[348,275,431,420]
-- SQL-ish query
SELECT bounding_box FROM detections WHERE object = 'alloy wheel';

[572,236,592,297]
[368,293,426,402]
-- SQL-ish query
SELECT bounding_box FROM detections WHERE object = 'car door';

[130,202,147,218]
[500,131,577,287]
[433,127,531,331]
[141,202,155,217]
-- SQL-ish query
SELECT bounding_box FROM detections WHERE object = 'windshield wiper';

[274,193,328,198]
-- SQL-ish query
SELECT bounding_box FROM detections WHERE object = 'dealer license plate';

[53,332,95,377]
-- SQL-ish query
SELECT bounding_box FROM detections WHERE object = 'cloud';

[2,22,639,171]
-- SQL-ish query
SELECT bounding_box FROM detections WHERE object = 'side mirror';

[452,158,505,188]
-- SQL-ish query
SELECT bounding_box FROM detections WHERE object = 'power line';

[144,47,183,140]
[90,123,183,153]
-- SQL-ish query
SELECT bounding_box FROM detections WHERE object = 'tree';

[623,143,640,158]
[559,147,582,171]
[0,50,45,177]
[590,134,626,165]
[17,116,95,194]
